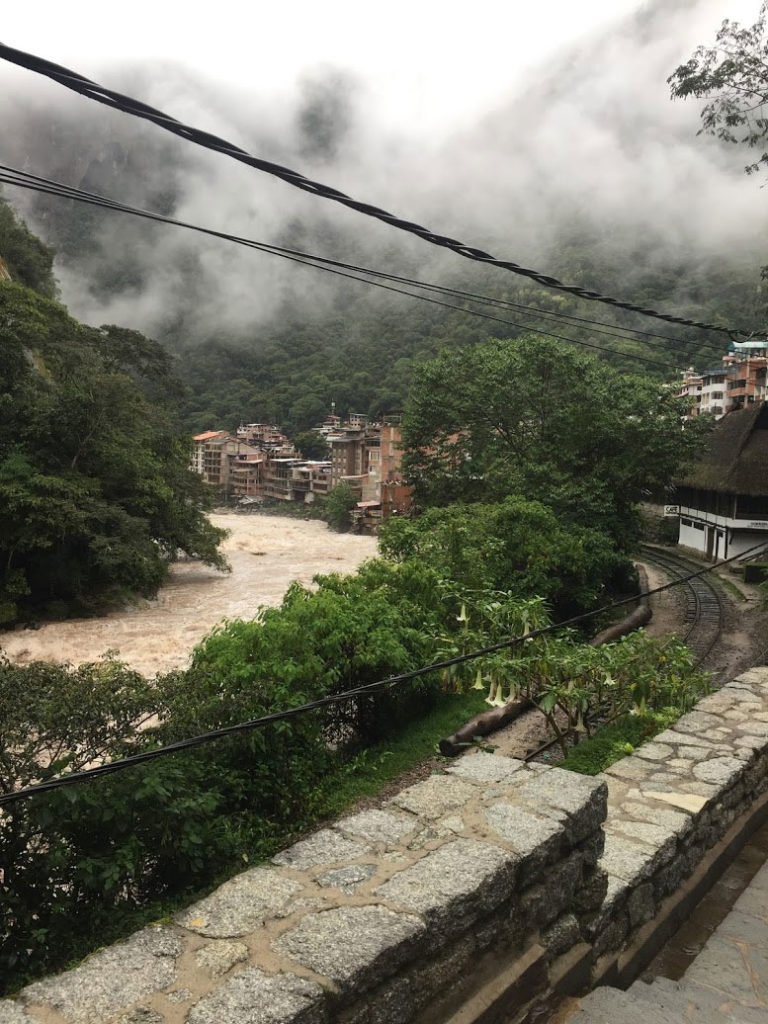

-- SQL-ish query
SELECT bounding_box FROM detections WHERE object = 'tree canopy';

[0,194,57,298]
[0,280,227,624]
[669,3,768,178]
[378,496,627,618]
[401,335,708,549]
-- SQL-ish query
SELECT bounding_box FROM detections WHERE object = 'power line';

[2,540,763,809]
[0,167,719,372]
[0,165,699,351]
[0,42,749,340]
[9,166,730,360]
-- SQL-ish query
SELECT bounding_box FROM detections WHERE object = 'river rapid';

[0,514,378,678]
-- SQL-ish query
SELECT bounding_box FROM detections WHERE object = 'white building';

[675,402,768,560]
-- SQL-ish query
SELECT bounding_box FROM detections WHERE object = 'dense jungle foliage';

[0,199,226,624]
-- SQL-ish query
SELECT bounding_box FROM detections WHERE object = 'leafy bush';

[0,556,710,991]
[470,630,708,757]
[0,657,236,980]
[379,496,628,618]
[559,709,679,775]
[323,482,358,532]
[0,564,449,990]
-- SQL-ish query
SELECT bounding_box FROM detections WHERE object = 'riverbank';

[0,515,377,677]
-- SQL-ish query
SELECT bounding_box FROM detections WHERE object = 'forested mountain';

[1,0,766,435]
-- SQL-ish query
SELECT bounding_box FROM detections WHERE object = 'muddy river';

[0,514,378,678]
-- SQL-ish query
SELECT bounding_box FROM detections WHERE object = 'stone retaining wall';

[587,667,768,972]
[2,667,768,1024]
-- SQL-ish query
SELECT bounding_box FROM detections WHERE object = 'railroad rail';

[638,544,725,668]
[521,547,726,763]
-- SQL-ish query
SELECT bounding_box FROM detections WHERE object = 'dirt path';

[0,514,377,678]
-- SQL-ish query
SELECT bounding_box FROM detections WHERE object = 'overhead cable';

[0,42,748,339]
[0,167,720,372]
[2,540,764,809]
[1,165,729,360]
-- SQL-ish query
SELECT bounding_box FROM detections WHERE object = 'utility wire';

[0,167,723,371]
[0,169,678,371]
[2,539,764,809]
[0,42,749,340]
[1,165,730,361]
[0,165,702,351]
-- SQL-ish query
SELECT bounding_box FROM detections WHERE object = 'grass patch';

[560,708,680,775]
[312,690,488,819]
[717,575,749,603]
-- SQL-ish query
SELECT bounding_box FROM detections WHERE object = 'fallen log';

[438,698,534,756]
[589,566,651,646]
[588,602,651,646]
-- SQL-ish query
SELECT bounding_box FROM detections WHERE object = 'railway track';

[638,545,725,668]
[521,547,727,764]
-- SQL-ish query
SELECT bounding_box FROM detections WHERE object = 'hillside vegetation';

[0,197,226,624]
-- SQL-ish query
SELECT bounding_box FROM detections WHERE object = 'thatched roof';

[680,402,768,496]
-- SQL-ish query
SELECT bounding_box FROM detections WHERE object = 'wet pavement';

[568,823,768,1021]
[642,819,768,982]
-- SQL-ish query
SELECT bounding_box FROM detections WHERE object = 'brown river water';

[0,514,378,678]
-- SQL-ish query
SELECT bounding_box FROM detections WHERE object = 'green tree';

[0,655,234,983]
[378,496,626,617]
[0,280,227,622]
[402,336,707,549]
[669,3,768,178]
[0,194,57,297]
[324,481,358,532]
[292,430,329,460]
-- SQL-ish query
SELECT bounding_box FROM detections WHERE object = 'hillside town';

[190,411,413,528]
[677,338,768,417]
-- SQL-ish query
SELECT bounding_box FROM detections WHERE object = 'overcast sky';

[1,1,760,135]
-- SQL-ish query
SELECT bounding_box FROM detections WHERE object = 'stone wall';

[1,757,607,1024]
[586,667,768,974]
[3,667,768,1024]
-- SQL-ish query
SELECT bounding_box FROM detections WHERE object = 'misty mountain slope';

[0,0,764,431]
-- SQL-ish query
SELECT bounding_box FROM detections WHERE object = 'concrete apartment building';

[678,340,768,419]
[229,453,264,497]
[379,417,412,518]
[191,413,412,525]
[191,431,259,491]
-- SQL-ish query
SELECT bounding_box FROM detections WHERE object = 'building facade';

[191,413,412,525]
[675,402,768,560]
[678,340,768,419]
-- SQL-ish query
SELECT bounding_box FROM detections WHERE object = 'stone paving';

[583,669,768,961]
[567,854,768,1021]
[0,756,607,1024]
